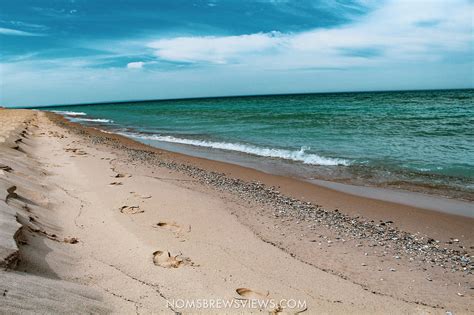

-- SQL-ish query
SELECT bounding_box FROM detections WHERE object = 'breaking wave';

[122,132,350,166]
[72,118,114,123]
[51,110,87,116]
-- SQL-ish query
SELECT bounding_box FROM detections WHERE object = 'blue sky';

[0,0,473,107]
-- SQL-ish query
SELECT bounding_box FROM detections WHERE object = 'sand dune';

[0,110,109,313]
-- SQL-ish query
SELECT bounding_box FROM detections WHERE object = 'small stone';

[457,292,464,297]
[389,268,396,272]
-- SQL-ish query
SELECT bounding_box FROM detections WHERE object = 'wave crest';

[72,118,114,123]
[122,133,349,166]
[51,110,87,116]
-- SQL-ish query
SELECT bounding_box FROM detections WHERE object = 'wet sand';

[310,179,474,218]
[1,109,472,314]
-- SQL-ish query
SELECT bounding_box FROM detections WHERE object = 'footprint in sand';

[154,221,191,236]
[65,148,88,156]
[6,186,17,201]
[114,173,131,178]
[235,288,307,314]
[12,145,24,152]
[155,221,181,231]
[120,205,144,214]
[129,191,151,199]
[0,164,13,172]
[152,250,194,268]
[236,288,269,300]
[63,237,79,244]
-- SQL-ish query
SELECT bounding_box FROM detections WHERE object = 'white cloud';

[127,61,145,69]
[146,0,473,69]
[0,27,43,36]
[148,32,284,64]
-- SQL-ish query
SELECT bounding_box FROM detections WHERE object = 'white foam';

[121,132,350,166]
[51,110,87,116]
[72,118,114,123]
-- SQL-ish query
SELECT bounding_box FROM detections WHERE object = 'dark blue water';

[43,89,474,200]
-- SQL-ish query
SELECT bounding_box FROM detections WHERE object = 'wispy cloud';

[148,32,284,64]
[0,27,44,36]
[0,20,49,31]
[146,0,473,69]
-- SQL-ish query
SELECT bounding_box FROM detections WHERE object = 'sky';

[0,0,473,107]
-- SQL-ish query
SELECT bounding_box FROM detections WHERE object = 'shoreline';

[50,109,474,253]
[136,137,474,216]
[54,113,474,240]
[44,93,474,204]
[1,109,473,313]
[120,131,474,204]
[52,112,474,212]
[309,178,474,218]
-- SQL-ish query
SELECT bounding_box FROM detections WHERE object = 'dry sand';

[0,109,472,314]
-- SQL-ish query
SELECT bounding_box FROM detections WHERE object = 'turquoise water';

[43,89,474,199]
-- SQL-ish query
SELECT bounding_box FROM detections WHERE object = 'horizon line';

[11,87,474,109]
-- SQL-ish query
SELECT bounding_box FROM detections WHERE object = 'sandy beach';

[0,109,472,314]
